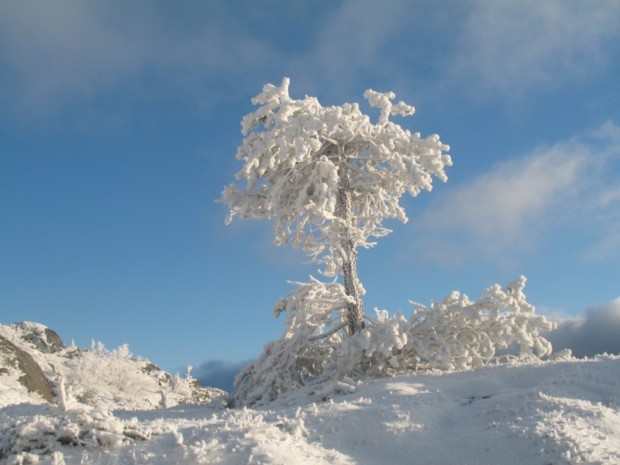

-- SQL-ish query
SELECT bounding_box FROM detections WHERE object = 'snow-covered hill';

[0,322,225,411]
[1,326,619,465]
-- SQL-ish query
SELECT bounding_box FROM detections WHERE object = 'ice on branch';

[364,89,414,125]
[233,278,351,406]
[361,275,556,374]
[221,77,451,278]
[221,77,451,338]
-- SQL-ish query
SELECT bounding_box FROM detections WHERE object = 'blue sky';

[2,1,620,383]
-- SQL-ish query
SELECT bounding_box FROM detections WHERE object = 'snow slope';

[0,322,225,411]
[2,356,619,465]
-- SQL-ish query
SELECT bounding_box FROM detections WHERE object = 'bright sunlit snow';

[3,322,619,464]
[2,355,619,465]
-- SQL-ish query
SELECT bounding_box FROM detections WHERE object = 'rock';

[0,335,56,403]
[142,362,227,404]
[15,321,65,353]
[187,379,227,404]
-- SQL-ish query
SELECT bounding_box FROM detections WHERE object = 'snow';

[2,355,619,464]
[0,323,225,412]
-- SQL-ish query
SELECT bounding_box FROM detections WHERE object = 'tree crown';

[221,78,451,275]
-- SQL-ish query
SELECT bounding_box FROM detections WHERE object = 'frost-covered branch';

[221,77,451,276]
[232,276,557,406]
[337,275,556,376]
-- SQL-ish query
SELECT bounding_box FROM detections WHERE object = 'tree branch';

[308,322,348,341]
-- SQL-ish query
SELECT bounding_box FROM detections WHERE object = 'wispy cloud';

[410,121,620,266]
[6,1,618,120]
[0,3,155,112]
[290,0,412,94]
[286,0,468,102]
[0,2,280,117]
[449,0,620,100]
[285,0,620,107]
[546,298,620,358]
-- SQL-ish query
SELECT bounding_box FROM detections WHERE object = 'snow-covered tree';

[221,78,451,334]
[221,79,557,406]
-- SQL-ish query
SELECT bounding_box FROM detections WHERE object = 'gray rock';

[0,335,56,403]
[15,322,65,353]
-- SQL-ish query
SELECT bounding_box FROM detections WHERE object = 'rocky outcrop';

[16,322,65,353]
[0,335,56,403]
[1,321,227,409]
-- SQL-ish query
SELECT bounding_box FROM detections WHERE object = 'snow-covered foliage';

[233,278,350,406]
[62,341,200,410]
[233,276,556,406]
[339,275,555,375]
[0,323,225,411]
[221,77,451,275]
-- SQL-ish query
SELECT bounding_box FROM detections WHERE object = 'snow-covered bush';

[63,341,207,410]
[232,276,556,405]
[233,278,350,405]
[1,322,226,411]
[338,275,555,376]
[63,342,160,409]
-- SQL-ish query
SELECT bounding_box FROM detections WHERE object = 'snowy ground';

[2,356,619,465]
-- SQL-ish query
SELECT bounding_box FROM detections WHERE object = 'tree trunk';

[337,156,365,335]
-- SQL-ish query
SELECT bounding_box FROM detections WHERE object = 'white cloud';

[0,3,142,109]
[293,0,412,91]
[286,0,467,102]
[581,121,620,261]
[546,299,620,358]
[285,0,620,107]
[410,122,620,266]
[450,0,620,99]
[3,0,619,118]
[0,2,280,116]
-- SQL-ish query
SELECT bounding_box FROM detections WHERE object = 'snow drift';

[1,353,618,464]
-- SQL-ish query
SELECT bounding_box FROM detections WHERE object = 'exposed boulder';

[0,335,56,403]
[15,321,65,353]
